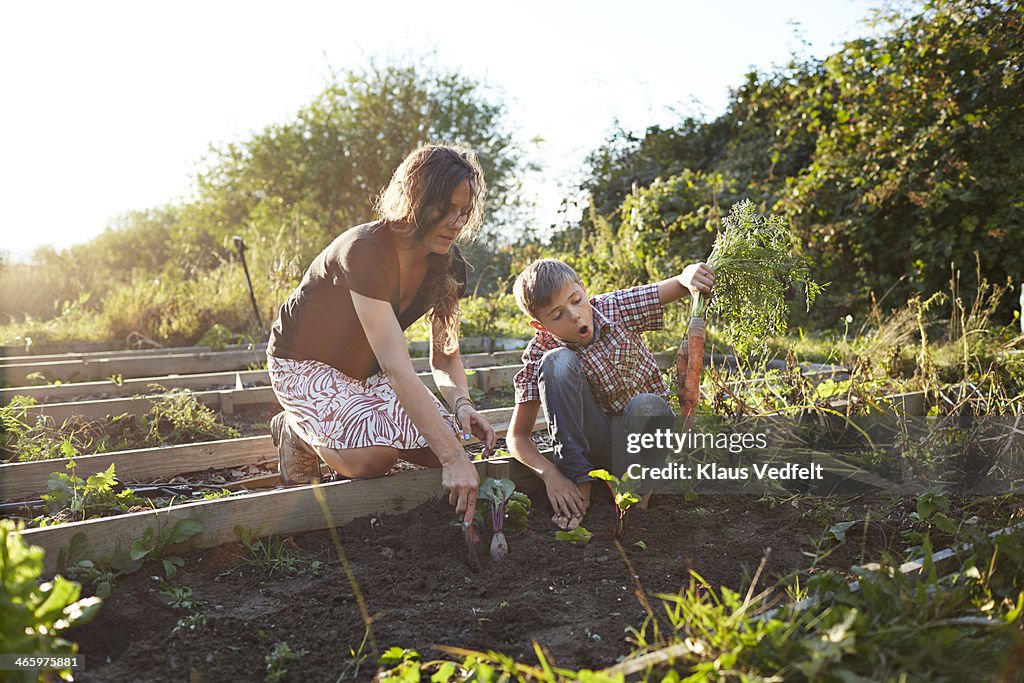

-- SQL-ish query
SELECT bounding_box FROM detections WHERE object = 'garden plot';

[6,342,1022,681]
[63,487,1023,682]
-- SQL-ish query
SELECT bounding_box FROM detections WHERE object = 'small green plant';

[234,526,321,576]
[475,476,532,561]
[58,519,203,597]
[39,454,144,524]
[265,641,307,683]
[144,388,241,446]
[1,521,101,682]
[130,519,204,578]
[160,583,209,634]
[589,469,640,541]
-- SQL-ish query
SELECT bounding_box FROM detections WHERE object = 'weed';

[233,526,322,577]
[0,388,240,462]
[160,583,209,634]
[37,453,143,525]
[1,523,101,682]
[173,612,208,634]
[58,520,203,597]
[265,642,307,683]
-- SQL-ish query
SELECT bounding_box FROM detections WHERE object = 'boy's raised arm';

[657,261,715,305]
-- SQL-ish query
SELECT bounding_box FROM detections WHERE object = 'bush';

[0,520,101,682]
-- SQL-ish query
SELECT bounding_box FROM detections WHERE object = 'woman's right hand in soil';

[442,453,480,525]
[542,469,587,530]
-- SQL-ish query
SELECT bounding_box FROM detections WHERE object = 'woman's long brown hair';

[375,144,486,354]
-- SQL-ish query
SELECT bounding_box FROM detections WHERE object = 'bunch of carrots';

[677,200,823,423]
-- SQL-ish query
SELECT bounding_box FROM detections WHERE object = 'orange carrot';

[674,336,689,403]
[680,315,706,426]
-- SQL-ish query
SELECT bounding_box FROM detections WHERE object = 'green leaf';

[932,513,957,535]
[477,477,515,506]
[379,646,419,667]
[588,469,617,484]
[554,526,593,543]
[830,521,858,543]
[164,519,203,546]
[34,576,81,622]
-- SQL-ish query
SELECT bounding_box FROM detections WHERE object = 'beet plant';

[589,469,640,541]
[476,477,531,561]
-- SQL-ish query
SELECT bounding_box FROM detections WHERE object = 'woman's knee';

[315,445,398,479]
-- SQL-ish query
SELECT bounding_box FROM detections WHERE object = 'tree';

[190,59,526,267]
[562,0,1024,322]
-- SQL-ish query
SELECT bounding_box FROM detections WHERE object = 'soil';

[69,489,898,683]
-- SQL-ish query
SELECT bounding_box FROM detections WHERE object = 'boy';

[507,258,714,529]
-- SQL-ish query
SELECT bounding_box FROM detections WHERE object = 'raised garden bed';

[67,489,912,681]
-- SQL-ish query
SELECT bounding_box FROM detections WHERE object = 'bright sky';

[1,0,881,263]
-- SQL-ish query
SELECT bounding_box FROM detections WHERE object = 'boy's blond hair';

[513,258,581,318]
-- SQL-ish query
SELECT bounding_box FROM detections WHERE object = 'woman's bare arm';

[351,291,479,521]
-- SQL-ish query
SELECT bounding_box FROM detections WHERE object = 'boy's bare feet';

[552,481,592,530]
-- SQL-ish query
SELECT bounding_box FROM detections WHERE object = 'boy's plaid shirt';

[513,283,669,415]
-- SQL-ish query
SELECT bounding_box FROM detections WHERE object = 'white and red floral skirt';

[267,354,455,451]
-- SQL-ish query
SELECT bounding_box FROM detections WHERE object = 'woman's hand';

[442,453,480,525]
[455,403,497,451]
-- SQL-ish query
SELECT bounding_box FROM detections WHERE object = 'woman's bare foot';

[552,481,592,530]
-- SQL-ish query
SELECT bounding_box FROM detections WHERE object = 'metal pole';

[232,236,264,332]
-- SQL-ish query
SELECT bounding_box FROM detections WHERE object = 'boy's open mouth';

[578,325,589,337]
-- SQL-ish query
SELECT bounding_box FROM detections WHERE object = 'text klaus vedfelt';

[624,429,824,482]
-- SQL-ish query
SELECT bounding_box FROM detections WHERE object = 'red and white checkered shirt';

[513,283,668,415]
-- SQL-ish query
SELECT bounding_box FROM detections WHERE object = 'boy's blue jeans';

[538,347,674,484]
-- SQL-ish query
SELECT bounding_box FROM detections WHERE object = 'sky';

[0,0,882,263]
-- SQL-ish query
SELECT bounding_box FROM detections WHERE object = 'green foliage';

[376,525,1024,681]
[561,0,1024,323]
[693,200,822,354]
[589,469,640,541]
[0,521,101,682]
[588,469,640,513]
[265,641,307,683]
[57,519,204,598]
[476,476,533,538]
[144,388,241,446]
[553,526,593,544]
[0,389,240,463]
[39,457,143,524]
[159,583,209,634]
[233,526,323,577]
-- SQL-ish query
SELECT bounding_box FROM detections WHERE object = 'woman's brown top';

[268,221,467,379]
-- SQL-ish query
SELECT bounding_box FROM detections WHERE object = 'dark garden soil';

[69,489,899,683]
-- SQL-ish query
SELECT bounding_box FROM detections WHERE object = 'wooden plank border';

[1,351,526,405]
[0,407,533,502]
[22,456,538,575]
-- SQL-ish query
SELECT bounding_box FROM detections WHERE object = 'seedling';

[476,477,531,561]
[266,642,307,683]
[234,526,321,576]
[589,469,640,541]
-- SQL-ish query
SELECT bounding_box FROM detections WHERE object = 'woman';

[266,144,497,525]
